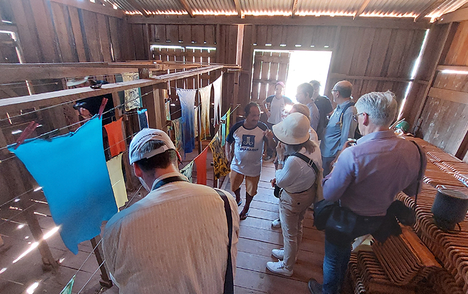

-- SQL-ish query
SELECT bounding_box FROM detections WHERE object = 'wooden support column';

[139,68,161,129]
[90,236,113,288]
[402,23,455,132]
[0,127,58,271]
[18,197,59,272]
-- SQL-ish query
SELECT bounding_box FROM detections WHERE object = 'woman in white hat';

[266,112,323,277]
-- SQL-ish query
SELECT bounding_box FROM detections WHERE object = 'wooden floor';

[230,161,325,294]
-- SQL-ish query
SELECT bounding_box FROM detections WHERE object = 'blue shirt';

[320,100,357,158]
[323,131,426,216]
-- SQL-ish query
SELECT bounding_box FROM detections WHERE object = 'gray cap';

[129,128,176,164]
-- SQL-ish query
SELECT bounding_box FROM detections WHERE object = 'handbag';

[325,204,358,237]
[313,199,337,231]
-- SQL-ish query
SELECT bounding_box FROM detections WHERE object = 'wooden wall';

[246,24,426,108]
[127,23,240,117]
[0,0,127,64]
[404,20,468,162]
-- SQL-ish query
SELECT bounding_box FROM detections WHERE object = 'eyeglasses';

[353,113,365,122]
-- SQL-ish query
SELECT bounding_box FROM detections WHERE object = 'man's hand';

[264,129,274,140]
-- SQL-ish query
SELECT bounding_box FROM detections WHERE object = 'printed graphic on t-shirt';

[242,135,255,148]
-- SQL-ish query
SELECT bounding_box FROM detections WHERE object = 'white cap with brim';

[272,112,310,145]
[129,128,176,164]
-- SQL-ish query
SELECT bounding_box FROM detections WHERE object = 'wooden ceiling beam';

[439,7,468,23]
[50,0,124,19]
[233,0,242,18]
[0,62,224,84]
[0,65,235,113]
[178,0,194,18]
[415,0,447,22]
[291,0,299,18]
[354,0,371,20]
[128,15,431,29]
[126,0,149,17]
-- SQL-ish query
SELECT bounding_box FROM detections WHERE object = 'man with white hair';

[308,91,426,294]
[102,128,239,294]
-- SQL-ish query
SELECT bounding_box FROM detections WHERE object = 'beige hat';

[129,128,176,164]
[272,112,310,145]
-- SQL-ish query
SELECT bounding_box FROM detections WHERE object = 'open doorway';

[251,50,332,102]
[285,51,332,100]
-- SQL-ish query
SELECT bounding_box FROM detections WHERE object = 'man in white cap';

[102,128,239,294]
[266,113,323,277]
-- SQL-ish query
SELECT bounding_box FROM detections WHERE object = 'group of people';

[100,79,425,294]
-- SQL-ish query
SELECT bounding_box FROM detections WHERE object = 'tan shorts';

[230,170,260,196]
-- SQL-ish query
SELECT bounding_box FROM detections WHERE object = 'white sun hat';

[129,128,176,164]
[272,112,310,145]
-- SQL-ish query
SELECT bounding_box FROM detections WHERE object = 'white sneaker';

[271,218,281,228]
[266,260,293,277]
[272,248,284,260]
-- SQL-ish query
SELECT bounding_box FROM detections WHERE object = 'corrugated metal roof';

[104,0,468,19]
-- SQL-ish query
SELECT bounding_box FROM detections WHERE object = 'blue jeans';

[322,239,351,294]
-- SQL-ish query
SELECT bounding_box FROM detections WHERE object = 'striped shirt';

[102,172,240,294]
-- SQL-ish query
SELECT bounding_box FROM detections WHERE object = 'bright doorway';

[284,51,332,100]
[251,50,332,102]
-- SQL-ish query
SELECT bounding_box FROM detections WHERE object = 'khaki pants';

[279,185,316,270]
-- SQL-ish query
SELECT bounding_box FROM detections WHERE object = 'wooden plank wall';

[133,24,239,118]
[250,25,426,107]
[413,21,468,161]
[251,51,290,101]
[0,0,126,64]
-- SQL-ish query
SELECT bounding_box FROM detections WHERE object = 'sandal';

[240,211,249,220]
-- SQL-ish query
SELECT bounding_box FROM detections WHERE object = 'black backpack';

[338,101,361,139]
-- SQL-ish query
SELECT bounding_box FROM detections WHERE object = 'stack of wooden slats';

[393,137,468,293]
[371,227,442,285]
[347,249,415,294]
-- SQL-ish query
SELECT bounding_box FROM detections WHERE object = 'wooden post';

[18,197,59,272]
[139,67,168,130]
[0,127,58,271]
[90,236,113,288]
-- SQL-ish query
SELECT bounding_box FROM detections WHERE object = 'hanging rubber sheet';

[177,88,196,154]
[180,161,194,183]
[194,146,209,185]
[213,75,222,127]
[137,109,149,130]
[199,84,212,139]
[9,116,118,254]
[221,108,231,147]
[209,134,230,179]
[106,153,128,210]
[104,117,126,157]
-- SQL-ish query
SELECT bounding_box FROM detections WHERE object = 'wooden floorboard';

[232,161,325,294]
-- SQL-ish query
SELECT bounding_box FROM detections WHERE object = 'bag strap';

[151,176,188,191]
[410,140,424,207]
[214,189,234,294]
[338,101,355,128]
[290,152,319,175]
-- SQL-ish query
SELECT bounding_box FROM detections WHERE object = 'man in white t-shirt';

[226,102,269,220]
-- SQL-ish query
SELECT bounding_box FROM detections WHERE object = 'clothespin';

[98,98,108,119]
[14,121,39,150]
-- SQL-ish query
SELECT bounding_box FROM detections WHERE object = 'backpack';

[338,102,361,139]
